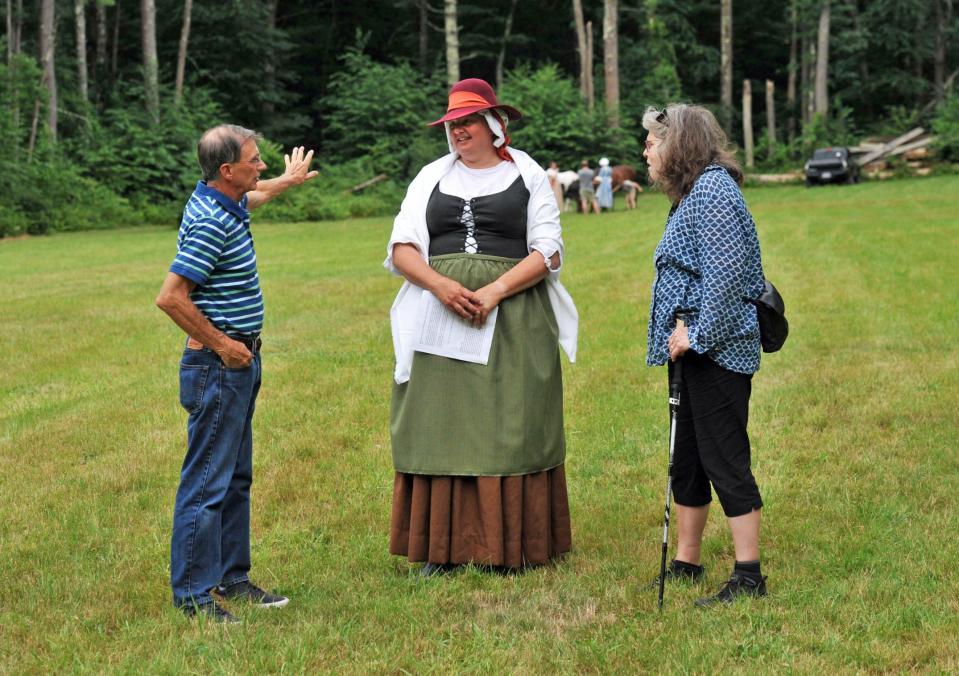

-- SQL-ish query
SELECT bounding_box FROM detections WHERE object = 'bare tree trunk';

[40,0,57,141]
[6,0,19,158]
[96,0,106,70]
[417,0,428,75]
[934,0,953,104]
[603,0,619,126]
[572,0,588,101]
[495,0,518,91]
[13,0,22,54]
[585,19,594,111]
[800,30,814,128]
[5,0,12,64]
[912,8,925,81]
[849,0,870,117]
[799,32,807,127]
[806,40,815,124]
[721,0,733,127]
[786,0,797,143]
[91,1,106,107]
[7,0,24,60]
[443,0,459,87]
[27,97,41,161]
[141,0,159,122]
[765,79,776,160]
[814,0,829,116]
[112,0,121,79]
[75,0,88,104]
[742,79,753,168]
[261,0,277,121]
[174,0,193,105]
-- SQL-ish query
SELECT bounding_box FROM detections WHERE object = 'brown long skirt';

[389,465,572,569]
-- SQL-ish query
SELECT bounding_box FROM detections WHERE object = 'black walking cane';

[657,348,684,611]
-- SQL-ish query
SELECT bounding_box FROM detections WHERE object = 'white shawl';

[383,148,578,384]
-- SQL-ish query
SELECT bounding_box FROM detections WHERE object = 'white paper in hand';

[413,289,498,365]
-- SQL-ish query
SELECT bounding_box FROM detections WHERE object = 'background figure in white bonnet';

[596,157,614,211]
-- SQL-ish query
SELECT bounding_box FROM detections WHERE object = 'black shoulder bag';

[750,279,789,353]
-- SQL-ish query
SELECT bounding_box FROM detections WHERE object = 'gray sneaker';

[214,580,289,608]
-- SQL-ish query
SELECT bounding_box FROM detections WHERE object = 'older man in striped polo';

[156,124,317,622]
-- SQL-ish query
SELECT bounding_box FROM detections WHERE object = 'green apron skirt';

[390,253,566,476]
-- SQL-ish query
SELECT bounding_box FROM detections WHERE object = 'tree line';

[2,0,957,236]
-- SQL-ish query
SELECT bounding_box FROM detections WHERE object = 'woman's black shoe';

[694,572,767,607]
[649,559,705,588]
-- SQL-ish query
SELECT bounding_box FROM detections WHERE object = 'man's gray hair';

[197,124,262,182]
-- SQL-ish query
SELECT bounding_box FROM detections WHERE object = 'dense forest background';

[2,0,958,236]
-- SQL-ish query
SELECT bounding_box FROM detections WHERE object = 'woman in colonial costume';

[384,78,578,575]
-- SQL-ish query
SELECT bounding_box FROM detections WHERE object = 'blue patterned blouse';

[646,165,765,374]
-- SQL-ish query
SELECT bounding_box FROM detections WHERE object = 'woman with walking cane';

[643,104,769,606]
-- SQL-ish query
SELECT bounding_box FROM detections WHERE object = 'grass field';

[1,175,958,673]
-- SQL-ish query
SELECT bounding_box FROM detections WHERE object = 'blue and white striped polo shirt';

[170,181,263,336]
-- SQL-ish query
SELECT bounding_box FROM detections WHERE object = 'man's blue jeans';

[171,344,261,608]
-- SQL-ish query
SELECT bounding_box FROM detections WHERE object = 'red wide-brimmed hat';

[427,78,523,127]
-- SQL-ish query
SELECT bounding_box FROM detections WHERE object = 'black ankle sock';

[734,560,762,577]
[673,559,704,572]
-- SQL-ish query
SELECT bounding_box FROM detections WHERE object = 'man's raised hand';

[283,146,319,185]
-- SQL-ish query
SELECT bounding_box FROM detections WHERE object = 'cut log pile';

[751,172,804,184]
[747,126,940,184]
[849,127,936,178]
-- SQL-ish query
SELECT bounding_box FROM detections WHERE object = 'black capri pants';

[668,350,763,518]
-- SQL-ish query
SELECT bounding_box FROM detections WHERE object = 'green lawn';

[1,176,957,673]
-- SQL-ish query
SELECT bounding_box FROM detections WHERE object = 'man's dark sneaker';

[214,580,289,608]
[181,601,240,624]
[694,571,767,607]
[649,559,705,588]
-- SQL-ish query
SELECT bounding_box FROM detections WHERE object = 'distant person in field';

[643,104,769,606]
[155,124,317,622]
[557,169,580,213]
[385,78,578,576]
[578,160,599,214]
[619,178,642,210]
[546,161,565,209]
[596,157,614,211]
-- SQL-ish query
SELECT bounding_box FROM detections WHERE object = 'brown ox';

[611,164,638,191]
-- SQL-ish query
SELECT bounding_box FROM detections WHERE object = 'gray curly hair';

[642,104,742,203]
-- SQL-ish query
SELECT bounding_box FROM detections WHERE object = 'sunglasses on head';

[655,109,668,124]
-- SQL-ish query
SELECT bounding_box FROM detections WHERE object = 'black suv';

[804,147,860,186]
